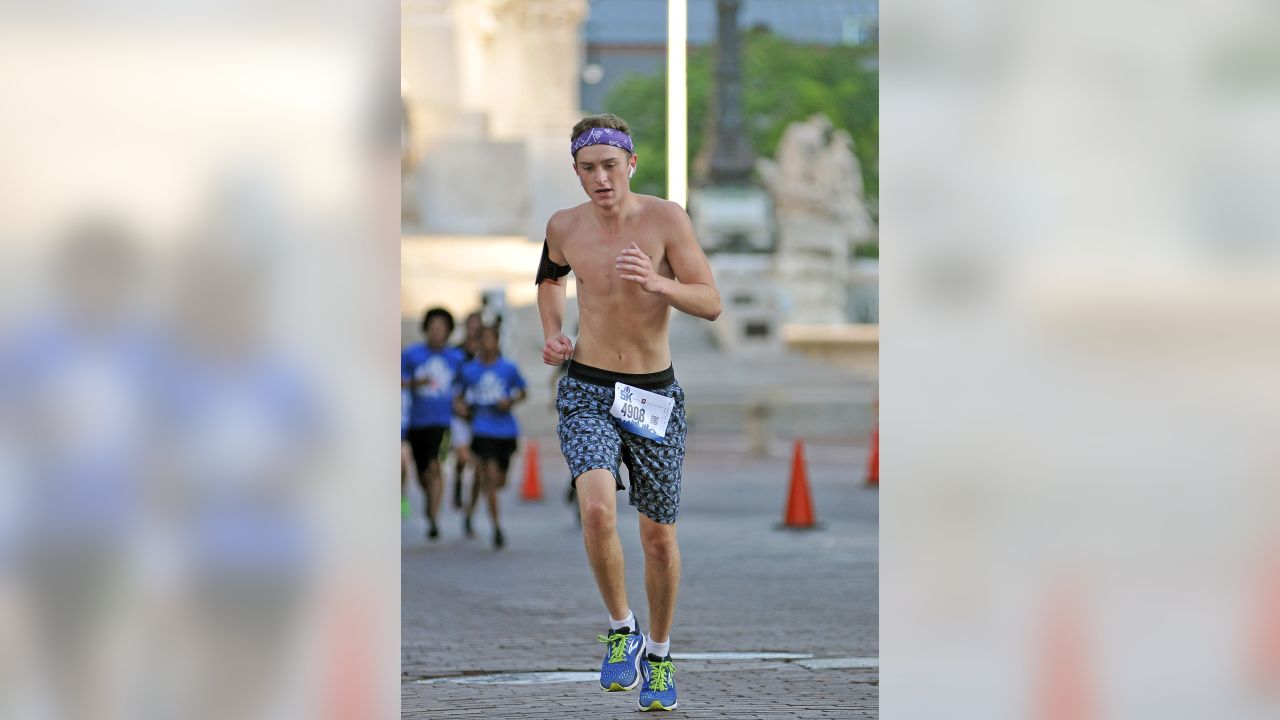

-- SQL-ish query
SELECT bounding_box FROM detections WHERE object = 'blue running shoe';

[596,626,645,691]
[638,653,677,711]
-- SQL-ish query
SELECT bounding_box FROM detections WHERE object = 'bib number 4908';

[620,403,645,423]
[609,382,674,442]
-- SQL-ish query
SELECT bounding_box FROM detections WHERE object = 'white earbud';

[629,166,635,179]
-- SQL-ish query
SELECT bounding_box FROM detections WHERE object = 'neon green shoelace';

[646,659,675,692]
[597,632,629,663]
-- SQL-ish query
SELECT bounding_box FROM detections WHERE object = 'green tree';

[605,29,878,203]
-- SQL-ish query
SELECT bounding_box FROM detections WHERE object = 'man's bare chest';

[565,234,666,291]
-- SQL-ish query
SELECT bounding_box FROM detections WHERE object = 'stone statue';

[759,114,875,248]
[758,114,877,323]
[816,127,876,246]
[758,115,827,213]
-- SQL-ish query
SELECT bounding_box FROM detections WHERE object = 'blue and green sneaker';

[638,653,677,711]
[596,626,645,691]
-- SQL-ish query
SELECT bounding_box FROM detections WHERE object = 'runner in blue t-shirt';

[454,324,527,549]
[449,311,484,511]
[402,307,466,540]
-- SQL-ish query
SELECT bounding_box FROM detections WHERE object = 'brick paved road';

[402,437,878,718]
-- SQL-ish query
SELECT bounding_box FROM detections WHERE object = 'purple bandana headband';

[570,127,634,157]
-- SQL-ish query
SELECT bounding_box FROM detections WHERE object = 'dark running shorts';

[406,425,448,477]
[556,361,687,525]
[471,435,518,473]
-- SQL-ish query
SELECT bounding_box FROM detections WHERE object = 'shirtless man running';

[537,113,720,712]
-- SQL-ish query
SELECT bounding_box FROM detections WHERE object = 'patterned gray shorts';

[556,362,687,524]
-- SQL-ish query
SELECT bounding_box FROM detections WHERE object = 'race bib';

[609,382,674,441]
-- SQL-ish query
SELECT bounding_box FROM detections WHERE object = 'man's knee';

[577,470,618,533]
[488,462,507,489]
[641,527,679,565]
[580,499,616,534]
[424,461,442,481]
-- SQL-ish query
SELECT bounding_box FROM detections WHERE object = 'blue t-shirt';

[0,317,160,539]
[457,357,526,439]
[402,343,465,428]
[156,351,320,573]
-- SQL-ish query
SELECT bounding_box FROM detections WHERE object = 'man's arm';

[537,213,575,365]
[538,275,566,339]
[495,368,528,412]
[452,394,470,419]
[615,202,721,321]
[495,388,527,412]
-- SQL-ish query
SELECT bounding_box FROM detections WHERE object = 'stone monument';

[758,114,876,324]
[401,0,588,239]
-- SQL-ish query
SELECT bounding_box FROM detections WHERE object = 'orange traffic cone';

[1249,550,1280,692]
[779,439,818,530]
[520,440,543,502]
[1034,587,1096,720]
[324,588,379,720]
[865,427,879,487]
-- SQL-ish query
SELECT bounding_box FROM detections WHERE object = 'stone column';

[403,0,588,237]
[487,0,587,139]
[453,0,501,116]
[487,0,589,239]
[401,0,462,153]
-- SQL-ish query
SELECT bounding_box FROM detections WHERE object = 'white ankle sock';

[646,635,670,658]
[609,611,635,633]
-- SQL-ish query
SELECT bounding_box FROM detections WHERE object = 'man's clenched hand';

[542,333,574,366]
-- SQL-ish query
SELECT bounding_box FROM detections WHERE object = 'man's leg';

[463,459,481,537]
[451,457,464,509]
[419,458,442,538]
[452,444,470,510]
[639,515,680,644]
[636,514,680,710]
[426,461,443,522]
[576,469,629,620]
[484,460,502,525]
[485,460,505,548]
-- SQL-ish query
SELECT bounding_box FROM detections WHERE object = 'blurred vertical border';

[883,0,1280,718]
[0,1,400,718]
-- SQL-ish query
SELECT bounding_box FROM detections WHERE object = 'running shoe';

[597,626,645,691]
[638,653,677,711]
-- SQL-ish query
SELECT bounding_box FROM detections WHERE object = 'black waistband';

[567,361,675,390]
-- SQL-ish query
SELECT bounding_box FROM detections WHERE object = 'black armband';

[535,239,572,285]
